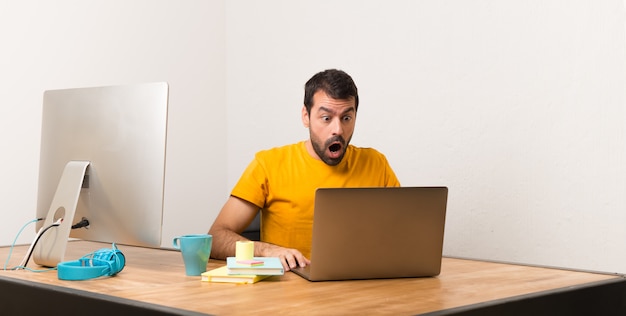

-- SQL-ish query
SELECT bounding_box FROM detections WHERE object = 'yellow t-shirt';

[231,141,400,258]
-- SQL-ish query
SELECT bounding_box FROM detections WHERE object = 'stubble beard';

[310,134,350,166]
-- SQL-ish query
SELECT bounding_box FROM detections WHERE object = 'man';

[209,69,400,271]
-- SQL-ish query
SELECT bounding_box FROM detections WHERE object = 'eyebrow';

[318,106,356,115]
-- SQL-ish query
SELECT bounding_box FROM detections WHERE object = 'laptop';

[292,186,448,281]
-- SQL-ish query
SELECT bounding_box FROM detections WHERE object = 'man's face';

[302,91,356,166]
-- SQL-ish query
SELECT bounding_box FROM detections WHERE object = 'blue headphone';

[57,244,125,281]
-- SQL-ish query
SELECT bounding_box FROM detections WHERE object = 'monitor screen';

[33,82,169,267]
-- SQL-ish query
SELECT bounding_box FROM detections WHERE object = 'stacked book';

[201,257,284,284]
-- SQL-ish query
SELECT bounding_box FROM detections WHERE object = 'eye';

[321,116,331,122]
[342,115,352,122]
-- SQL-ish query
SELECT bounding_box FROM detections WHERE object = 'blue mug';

[173,234,213,276]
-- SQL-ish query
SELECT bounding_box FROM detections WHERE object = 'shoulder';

[255,142,303,159]
[253,142,306,168]
[345,145,393,168]
[347,145,388,161]
[347,145,400,186]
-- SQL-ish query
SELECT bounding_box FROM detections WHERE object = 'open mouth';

[327,140,344,160]
[322,136,346,163]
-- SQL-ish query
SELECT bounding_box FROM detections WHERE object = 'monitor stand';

[32,160,90,267]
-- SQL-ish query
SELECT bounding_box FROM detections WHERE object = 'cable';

[71,217,90,229]
[3,218,42,270]
[17,266,57,272]
[17,218,63,269]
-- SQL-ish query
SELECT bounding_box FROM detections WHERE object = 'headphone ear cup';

[111,249,125,275]
[92,248,125,275]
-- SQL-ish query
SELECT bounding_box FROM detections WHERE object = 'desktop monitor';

[33,82,169,267]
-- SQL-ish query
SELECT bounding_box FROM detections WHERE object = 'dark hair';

[303,69,359,114]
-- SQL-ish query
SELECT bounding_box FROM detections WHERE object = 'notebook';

[292,186,448,281]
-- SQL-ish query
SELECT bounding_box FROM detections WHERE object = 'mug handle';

[172,237,180,249]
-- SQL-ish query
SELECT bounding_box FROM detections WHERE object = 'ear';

[301,105,310,128]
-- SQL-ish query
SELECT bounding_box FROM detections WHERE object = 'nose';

[331,118,344,136]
